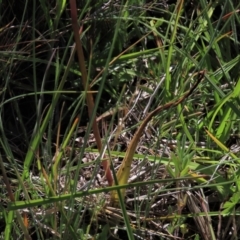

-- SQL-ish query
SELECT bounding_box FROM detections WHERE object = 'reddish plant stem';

[69,0,113,186]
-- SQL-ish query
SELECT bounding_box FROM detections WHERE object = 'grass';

[1,0,240,239]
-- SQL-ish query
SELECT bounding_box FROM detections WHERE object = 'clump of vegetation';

[1,0,240,239]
